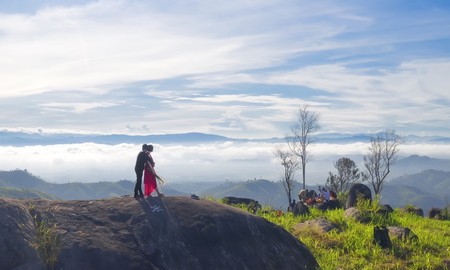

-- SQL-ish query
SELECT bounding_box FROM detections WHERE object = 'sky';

[1,0,450,184]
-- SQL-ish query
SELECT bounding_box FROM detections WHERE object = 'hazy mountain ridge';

[2,130,450,146]
[0,170,136,199]
[0,169,187,200]
[1,155,449,214]
[197,156,450,212]
[0,187,57,200]
[0,131,236,146]
[388,168,450,193]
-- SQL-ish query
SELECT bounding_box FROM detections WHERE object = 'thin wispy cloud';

[1,1,449,137]
[41,101,118,113]
[1,0,450,183]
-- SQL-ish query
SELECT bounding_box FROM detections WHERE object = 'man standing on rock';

[134,144,151,199]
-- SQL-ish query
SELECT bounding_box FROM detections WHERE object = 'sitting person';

[298,189,308,202]
[288,199,296,212]
[320,187,330,201]
[329,190,337,200]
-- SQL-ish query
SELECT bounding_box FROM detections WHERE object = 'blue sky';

[1,1,450,184]
[1,0,449,139]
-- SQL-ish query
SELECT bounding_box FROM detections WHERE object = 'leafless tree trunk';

[363,130,401,195]
[274,145,300,208]
[287,105,320,190]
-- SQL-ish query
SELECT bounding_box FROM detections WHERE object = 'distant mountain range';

[1,163,449,215]
[391,155,450,175]
[195,170,450,215]
[0,169,183,200]
[1,130,450,146]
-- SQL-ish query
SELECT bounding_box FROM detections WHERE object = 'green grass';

[28,204,62,270]
[217,197,450,270]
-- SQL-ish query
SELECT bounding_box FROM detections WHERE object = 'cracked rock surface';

[1,196,318,270]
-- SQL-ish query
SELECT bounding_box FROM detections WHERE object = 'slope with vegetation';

[226,197,450,270]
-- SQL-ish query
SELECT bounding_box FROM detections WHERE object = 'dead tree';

[287,105,320,190]
[363,130,401,195]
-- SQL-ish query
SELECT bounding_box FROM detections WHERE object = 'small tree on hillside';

[326,157,362,193]
[364,130,402,195]
[274,145,300,209]
[287,105,320,190]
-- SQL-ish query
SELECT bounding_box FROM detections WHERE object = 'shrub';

[28,204,62,270]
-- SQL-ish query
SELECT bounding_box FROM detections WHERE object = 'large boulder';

[222,196,262,214]
[376,204,394,218]
[428,208,444,219]
[0,196,318,270]
[400,206,424,217]
[222,196,257,206]
[346,183,372,209]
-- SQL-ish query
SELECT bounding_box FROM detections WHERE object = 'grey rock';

[0,196,318,270]
[294,218,340,234]
[344,207,363,221]
[387,226,419,242]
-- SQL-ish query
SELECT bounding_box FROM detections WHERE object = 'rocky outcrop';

[0,199,45,270]
[222,196,262,214]
[344,207,362,221]
[400,207,424,217]
[346,183,372,209]
[428,207,445,219]
[293,218,340,234]
[387,226,419,242]
[0,196,318,270]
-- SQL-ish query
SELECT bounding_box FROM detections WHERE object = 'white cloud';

[0,0,382,98]
[0,1,304,97]
[1,141,450,185]
[40,101,118,113]
[0,0,449,139]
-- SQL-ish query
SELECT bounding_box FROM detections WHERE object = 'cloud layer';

[2,141,450,184]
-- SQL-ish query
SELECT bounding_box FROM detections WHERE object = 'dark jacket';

[135,151,150,172]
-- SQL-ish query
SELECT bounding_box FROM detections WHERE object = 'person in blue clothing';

[134,144,151,199]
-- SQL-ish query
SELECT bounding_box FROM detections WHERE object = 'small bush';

[28,205,62,270]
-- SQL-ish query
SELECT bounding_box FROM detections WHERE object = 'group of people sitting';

[298,187,337,206]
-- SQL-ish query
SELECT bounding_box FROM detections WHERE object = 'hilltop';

[0,196,317,270]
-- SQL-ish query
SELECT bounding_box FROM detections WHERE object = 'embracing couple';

[134,144,164,199]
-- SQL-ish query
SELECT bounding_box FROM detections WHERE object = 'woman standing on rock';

[143,144,164,198]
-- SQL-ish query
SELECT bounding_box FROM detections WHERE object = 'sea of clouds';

[1,141,450,185]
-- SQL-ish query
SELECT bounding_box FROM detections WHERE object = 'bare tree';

[274,145,300,208]
[326,157,362,193]
[363,130,401,195]
[287,105,320,190]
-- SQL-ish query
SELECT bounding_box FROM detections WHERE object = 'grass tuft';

[28,204,62,270]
